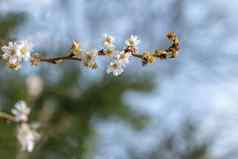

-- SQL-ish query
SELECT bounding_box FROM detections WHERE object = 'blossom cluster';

[1,41,32,70]
[106,35,140,76]
[12,101,40,152]
[0,32,180,76]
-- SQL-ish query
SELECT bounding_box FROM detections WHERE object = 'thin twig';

[0,112,16,122]
[39,54,81,64]
[37,50,144,65]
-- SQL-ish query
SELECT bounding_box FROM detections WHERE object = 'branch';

[0,32,180,75]
[39,54,81,64]
[0,112,16,122]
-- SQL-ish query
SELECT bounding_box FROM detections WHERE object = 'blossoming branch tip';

[0,32,180,76]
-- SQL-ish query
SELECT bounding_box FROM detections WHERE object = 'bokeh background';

[0,0,237,159]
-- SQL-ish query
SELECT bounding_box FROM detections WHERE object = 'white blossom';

[1,42,16,59]
[107,51,131,76]
[1,40,32,70]
[114,51,131,66]
[11,101,31,122]
[17,123,40,152]
[125,35,140,47]
[81,49,98,69]
[107,61,124,76]
[8,55,22,70]
[103,34,115,49]
[16,40,32,61]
